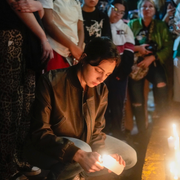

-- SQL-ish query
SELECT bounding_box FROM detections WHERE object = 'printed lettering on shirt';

[86,19,104,37]
[116,30,125,35]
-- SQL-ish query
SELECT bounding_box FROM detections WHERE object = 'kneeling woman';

[24,37,137,180]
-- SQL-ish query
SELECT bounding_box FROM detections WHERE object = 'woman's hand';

[107,154,125,173]
[136,44,152,55]
[163,3,175,23]
[166,3,175,18]
[73,150,104,173]
[11,0,43,13]
[138,55,156,68]
[41,40,54,63]
[69,43,83,61]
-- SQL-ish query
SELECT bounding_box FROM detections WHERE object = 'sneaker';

[20,166,41,176]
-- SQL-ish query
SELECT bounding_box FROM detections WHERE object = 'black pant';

[128,61,167,133]
[105,77,128,138]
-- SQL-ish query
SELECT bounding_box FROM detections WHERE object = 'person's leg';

[24,137,92,180]
[128,78,146,134]
[147,61,168,118]
[103,135,137,170]
[82,135,137,178]
[106,78,128,138]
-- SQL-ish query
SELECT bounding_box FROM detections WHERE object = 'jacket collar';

[66,64,83,90]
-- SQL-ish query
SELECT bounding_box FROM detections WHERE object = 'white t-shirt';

[38,0,83,57]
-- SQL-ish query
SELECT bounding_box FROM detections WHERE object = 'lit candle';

[101,155,124,175]
[173,124,179,150]
[168,136,175,149]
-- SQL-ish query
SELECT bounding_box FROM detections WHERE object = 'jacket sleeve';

[30,74,80,163]
[114,49,134,80]
[156,21,173,64]
[89,84,107,153]
[114,25,134,79]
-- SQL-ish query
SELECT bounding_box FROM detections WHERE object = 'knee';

[156,82,166,88]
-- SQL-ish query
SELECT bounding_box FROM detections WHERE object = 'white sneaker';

[21,166,41,176]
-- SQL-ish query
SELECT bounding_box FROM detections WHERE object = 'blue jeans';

[24,135,137,180]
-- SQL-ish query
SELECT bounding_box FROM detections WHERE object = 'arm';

[30,75,80,162]
[7,0,53,61]
[42,9,83,60]
[156,22,173,64]
[77,20,84,50]
[134,44,152,55]
[162,3,175,24]
[115,25,135,80]
[89,85,108,153]
[11,0,44,18]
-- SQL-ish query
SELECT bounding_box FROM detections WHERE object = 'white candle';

[168,136,175,149]
[101,155,124,175]
[173,124,179,150]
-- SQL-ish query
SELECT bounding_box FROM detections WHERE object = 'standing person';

[82,0,112,46]
[24,37,137,180]
[0,0,53,179]
[128,0,173,137]
[104,0,134,139]
[38,0,84,71]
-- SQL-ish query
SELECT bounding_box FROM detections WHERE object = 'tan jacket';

[30,65,107,163]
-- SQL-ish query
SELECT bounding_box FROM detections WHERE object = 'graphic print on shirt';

[116,30,125,35]
[136,30,147,44]
[86,19,104,37]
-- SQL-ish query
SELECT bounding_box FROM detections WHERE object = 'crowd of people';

[0,0,180,179]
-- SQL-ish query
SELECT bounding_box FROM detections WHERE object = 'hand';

[11,0,43,13]
[73,150,104,173]
[69,44,83,60]
[138,55,155,68]
[107,154,125,173]
[138,44,152,55]
[72,58,79,65]
[166,3,175,17]
[41,40,54,63]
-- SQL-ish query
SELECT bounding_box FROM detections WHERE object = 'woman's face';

[140,1,155,20]
[81,60,116,88]
[110,4,125,24]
